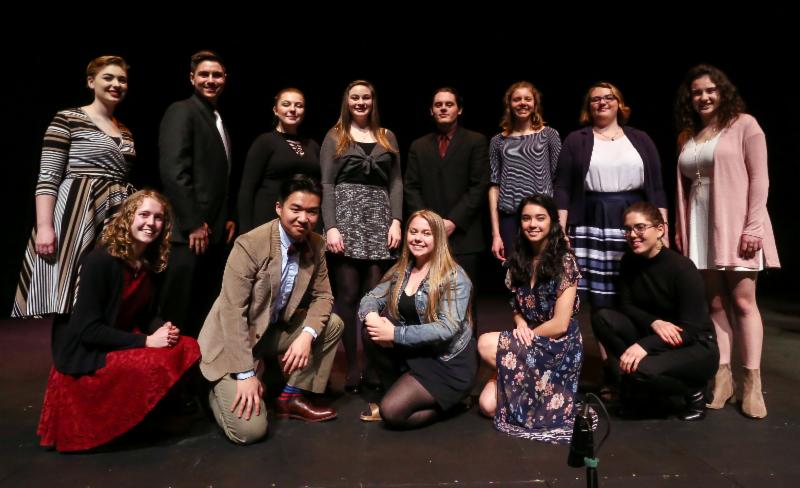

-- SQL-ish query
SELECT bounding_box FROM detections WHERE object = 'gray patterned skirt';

[334,183,398,261]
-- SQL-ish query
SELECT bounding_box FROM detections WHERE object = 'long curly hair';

[500,81,546,136]
[674,64,746,141]
[381,210,469,326]
[101,190,172,272]
[332,80,397,157]
[508,195,571,287]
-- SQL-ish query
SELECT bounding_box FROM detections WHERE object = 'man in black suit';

[158,50,236,337]
[405,87,489,334]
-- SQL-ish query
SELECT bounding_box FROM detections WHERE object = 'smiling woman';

[488,81,562,262]
[320,80,404,393]
[358,210,476,429]
[477,195,582,444]
[37,190,200,452]
[238,88,321,234]
[591,202,718,421]
[12,55,137,320]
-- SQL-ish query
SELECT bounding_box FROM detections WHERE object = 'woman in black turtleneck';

[238,87,321,233]
[591,202,718,420]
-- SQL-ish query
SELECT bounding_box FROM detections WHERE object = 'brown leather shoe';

[274,396,337,422]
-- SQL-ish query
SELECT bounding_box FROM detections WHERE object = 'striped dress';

[13,108,135,317]
[489,127,562,214]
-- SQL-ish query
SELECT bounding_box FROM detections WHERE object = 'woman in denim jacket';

[358,210,476,429]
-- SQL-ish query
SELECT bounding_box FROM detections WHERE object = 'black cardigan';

[52,247,164,375]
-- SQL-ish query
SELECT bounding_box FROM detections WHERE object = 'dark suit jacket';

[159,94,232,244]
[197,219,334,381]
[52,247,164,375]
[404,126,489,254]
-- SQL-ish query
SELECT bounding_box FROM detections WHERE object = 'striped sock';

[278,385,304,402]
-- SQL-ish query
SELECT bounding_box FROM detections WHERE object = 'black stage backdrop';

[5,32,796,311]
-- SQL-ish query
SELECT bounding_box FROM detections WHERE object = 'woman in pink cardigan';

[674,64,780,419]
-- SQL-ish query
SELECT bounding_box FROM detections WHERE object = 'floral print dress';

[494,254,582,444]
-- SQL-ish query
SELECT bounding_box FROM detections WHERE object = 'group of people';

[11,50,779,452]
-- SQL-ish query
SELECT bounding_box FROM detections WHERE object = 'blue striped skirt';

[568,191,643,309]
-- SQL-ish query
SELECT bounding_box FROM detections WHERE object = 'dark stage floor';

[2,295,799,487]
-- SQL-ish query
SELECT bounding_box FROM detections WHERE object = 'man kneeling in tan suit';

[198,175,343,444]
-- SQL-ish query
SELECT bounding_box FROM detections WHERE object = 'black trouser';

[159,242,228,338]
[591,308,719,394]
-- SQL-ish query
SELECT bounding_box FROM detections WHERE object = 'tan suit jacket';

[198,219,333,381]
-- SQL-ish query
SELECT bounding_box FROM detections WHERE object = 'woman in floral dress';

[477,194,583,443]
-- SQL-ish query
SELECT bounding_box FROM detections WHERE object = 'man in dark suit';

[199,176,343,445]
[405,87,489,335]
[158,50,236,337]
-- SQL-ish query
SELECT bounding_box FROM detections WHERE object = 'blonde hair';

[382,210,469,325]
[579,81,631,126]
[333,80,397,157]
[101,190,172,272]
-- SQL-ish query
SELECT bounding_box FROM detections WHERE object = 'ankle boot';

[706,363,735,409]
[741,368,767,419]
[678,390,706,421]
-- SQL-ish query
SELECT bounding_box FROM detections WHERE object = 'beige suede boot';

[741,368,767,419]
[706,363,735,409]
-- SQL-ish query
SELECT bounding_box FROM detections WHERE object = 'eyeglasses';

[589,94,617,105]
[622,223,656,236]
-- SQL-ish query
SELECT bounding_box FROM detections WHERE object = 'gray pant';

[209,312,344,444]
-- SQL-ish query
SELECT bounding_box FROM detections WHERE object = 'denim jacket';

[358,264,472,361]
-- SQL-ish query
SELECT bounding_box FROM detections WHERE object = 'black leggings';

[591,308,719,393]
[362,328,441,429]
[330,255,386,380]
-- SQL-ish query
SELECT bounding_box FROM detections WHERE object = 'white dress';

[678,133,762,271]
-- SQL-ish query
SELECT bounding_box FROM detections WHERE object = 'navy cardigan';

[553,125,667,224]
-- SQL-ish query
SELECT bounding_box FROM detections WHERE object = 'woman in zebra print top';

[13,55,136,318]
[489,81,562,262]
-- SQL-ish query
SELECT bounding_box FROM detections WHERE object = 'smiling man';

[158,50,237,338]
[198,175,343,445]
[404,87,489,335]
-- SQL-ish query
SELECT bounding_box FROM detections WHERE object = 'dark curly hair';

[674,64,746,138]
[101,190,172,272]
[508,195,572,287]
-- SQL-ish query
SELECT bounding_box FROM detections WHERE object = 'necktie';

[214,110,231,162]
[288,240,308,257]
[438,134,449,159]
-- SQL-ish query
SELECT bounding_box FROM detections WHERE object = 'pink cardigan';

[676,114,780,269]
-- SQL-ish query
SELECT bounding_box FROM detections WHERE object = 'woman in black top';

[238,88,321,233]
[591,202,718,420]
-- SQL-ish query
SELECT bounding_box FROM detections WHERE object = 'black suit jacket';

[159,94,232,244]
[405,126,489,254]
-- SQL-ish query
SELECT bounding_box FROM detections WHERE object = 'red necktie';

[438,134,449,159]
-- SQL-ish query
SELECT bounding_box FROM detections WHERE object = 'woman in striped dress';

[489,81,562,262]
[13,56,136,318]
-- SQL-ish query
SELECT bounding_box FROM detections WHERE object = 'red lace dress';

[37,267,200,452]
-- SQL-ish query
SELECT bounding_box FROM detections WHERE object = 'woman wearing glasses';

[674,65,780,418]
[553,82,667,395]
[591,202,718,421]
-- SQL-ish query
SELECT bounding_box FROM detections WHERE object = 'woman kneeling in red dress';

[37,189,200,452]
